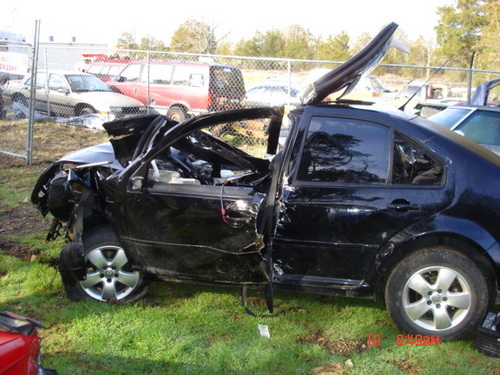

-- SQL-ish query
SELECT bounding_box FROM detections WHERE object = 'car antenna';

[398,54,455,112]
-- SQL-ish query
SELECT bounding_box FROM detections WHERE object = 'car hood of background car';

[300,22,408,105]
[73,91,145,108]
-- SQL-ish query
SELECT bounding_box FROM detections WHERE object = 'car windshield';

[428,108,472,129]
[66,74,111,92]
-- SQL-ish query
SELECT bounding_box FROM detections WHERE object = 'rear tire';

[385,247,488,341]
[66,226,149,303]
[78,106,95,116]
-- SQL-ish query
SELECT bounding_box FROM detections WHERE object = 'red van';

[107,60,246,121]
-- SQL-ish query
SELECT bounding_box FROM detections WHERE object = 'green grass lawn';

[0,120,499,374]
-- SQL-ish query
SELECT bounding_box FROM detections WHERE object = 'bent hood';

[301,22,408,105]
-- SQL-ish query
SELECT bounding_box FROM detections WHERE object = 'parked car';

[245,83,301,107]
[86,62,128,82]
[428,105,500,155]
[107,60,246,122]
[0,311,58,375]
[31,23,500,342]
[301,69,395,102]
[3,70,147,119]
[393,81,458,116]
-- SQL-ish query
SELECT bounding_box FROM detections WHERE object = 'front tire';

[69,226,149,303]
[385,247,488,341]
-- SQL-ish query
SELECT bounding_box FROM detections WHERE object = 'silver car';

[428,105,500,155]
[3,70,147,120]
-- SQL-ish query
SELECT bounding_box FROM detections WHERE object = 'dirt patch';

[0,120,109,261]
[387,359,422,374]
[0,200,52,261]
[297,330,367,356]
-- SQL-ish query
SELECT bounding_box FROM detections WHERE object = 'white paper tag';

[258,324,270,338]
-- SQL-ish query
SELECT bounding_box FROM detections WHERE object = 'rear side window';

[149,64,173,84]
[171,65,204,87]
[392,132,443,185]
[297,116,390,184]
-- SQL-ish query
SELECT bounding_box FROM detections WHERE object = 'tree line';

[114,0,498,76]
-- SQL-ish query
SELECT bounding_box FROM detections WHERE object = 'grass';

[1,119,499,374]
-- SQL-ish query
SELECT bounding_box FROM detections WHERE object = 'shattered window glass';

[297,116,390,184]
[392,132,443,185]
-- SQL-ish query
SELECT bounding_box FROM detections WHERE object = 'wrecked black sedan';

[32,23,500,341]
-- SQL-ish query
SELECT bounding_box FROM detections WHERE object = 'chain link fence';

[1,44,499,162]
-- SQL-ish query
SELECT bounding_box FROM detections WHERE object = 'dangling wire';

[220,181,229,224]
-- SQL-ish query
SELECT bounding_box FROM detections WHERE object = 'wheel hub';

[103,268,115,279]
[430,291,445,305]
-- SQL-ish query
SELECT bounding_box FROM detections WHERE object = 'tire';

[166,107,186,122]
[70,226,149,303]
[385,247,488,341]
[78,106,95,116]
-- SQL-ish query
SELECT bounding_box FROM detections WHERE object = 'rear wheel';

[68,226,149,303]
[385,247,488,341]
[78,106,95,116]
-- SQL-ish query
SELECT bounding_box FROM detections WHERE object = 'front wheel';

[67,226,149,303]
[385,247,488,341]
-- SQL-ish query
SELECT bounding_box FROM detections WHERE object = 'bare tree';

[170,19,228,54]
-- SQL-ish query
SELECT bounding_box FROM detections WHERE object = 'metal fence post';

[146,51,151,114]
[26,20,40,165]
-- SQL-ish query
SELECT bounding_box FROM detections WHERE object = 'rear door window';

[296,116,390,184]
[172,65,204,87]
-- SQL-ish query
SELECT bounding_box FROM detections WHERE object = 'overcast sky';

[2,0,453,46]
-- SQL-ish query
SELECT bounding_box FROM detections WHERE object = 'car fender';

[372,213,500,289]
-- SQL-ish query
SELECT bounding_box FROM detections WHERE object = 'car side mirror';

[115,76,126,82]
